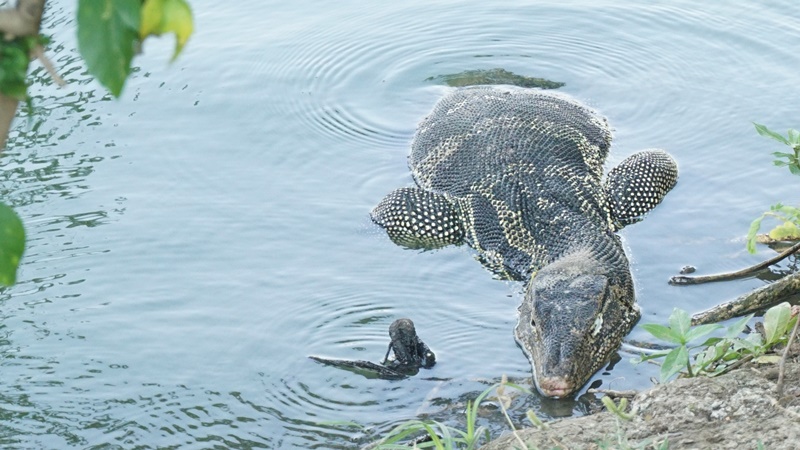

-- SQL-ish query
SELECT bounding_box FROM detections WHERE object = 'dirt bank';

[481,359,800,450]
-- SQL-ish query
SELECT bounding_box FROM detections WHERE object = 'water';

[1,0,799,448]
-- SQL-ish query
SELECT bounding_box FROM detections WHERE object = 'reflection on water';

[0,0,799,448]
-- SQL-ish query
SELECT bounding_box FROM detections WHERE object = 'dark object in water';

[309,318,435,380]
[425,68,565,89]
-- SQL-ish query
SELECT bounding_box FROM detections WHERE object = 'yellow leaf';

[753,355,781,364]
[140,0,193,61]
[767,221,800,241]
[140,0,163,37]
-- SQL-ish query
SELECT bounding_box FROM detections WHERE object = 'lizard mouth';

[535,376,574,398]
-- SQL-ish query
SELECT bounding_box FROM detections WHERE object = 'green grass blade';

[465,399,476,440]
[377,420,433,446]
[421,423,445,450]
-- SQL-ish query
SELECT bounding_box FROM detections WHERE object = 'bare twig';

[713,354,754,377]
[670,240,800,285]
[32,44,65,87]
[587,388,638,399]
[776,310,800,396]
[768,397,800,421]
[0,95,18,151]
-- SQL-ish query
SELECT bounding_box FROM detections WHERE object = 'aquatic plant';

[636,303,798,381]
[746,124,800,253]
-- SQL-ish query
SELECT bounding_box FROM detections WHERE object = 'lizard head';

[514,249,639,398]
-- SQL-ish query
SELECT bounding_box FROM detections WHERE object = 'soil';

[480,357,800,450]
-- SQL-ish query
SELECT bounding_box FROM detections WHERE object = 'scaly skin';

[372,87,677,397]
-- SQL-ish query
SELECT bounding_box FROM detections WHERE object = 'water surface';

[1,1,799,448]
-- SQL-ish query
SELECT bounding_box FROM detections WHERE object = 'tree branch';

[0,0,43,38]
[670,240,800,285]
[0,0,46,151]
[691,270,800,325]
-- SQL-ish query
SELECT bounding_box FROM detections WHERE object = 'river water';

[1,0,799,448]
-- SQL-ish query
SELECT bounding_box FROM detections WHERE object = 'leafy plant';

[78,0,194,97]
[747,123,800,253]
[754,123,800,173]
[0,35,50,101]
[0,1,195,288]
[373,377,536,449]
[637,304,798,381]
[637,309,723,381]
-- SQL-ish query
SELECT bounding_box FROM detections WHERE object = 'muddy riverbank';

[481,358,800,449]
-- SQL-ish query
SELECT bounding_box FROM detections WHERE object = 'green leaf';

[660,345,688,382]
[668,308,692,343]
[695,342,729,371]
[771,202,786,211]
[729,335,764,356]
[77,0,141,97]
[789,164,800,176]
[754,122,790,145]
[0,35,44,100]
[698,336,724,347]
[746,214,766,254]
[763,302,792,346]
[744,332,764,348]
[725,314,754,339]
[683,323,723,344]
[721,348,746,361]
[641,323,683,344]
[770,204,800,220]
[140,0,194,61]
[788,129,800,144]
[0,202,25,286]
